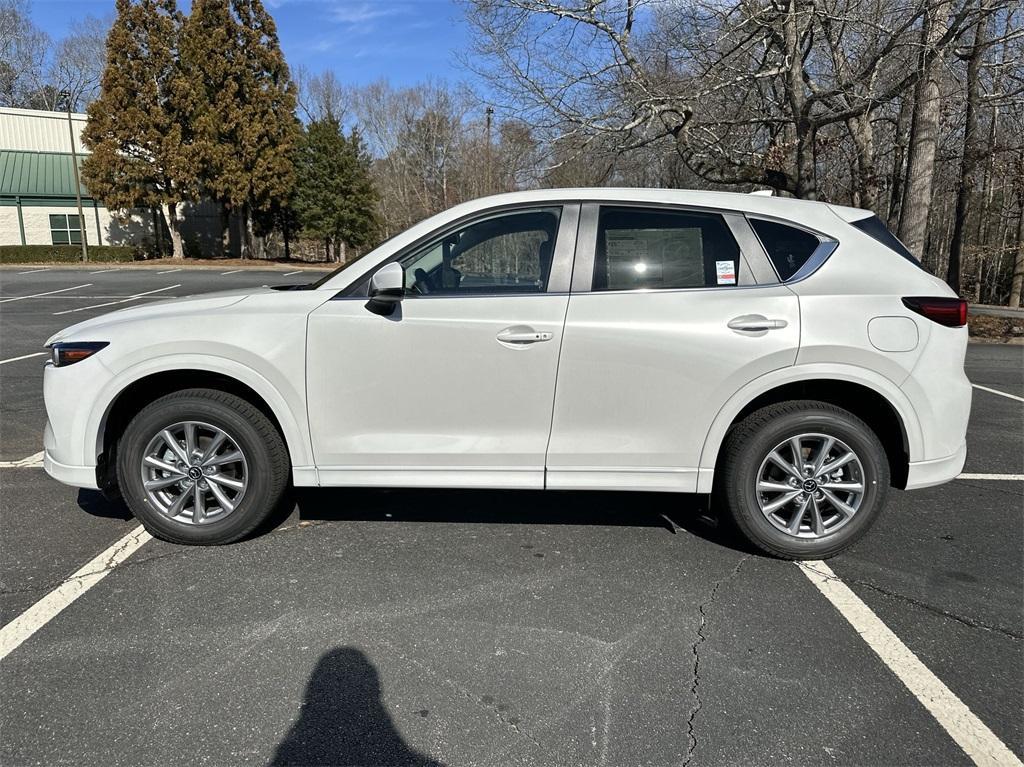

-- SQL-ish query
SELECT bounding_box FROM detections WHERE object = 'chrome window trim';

[745,214,839,284]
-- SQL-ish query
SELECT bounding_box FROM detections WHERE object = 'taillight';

[901,297,968,327]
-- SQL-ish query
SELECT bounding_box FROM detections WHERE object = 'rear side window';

[593,207,741,291]
[851,214,921,266]
[749,218,820,280]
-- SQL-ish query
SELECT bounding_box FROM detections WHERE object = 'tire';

[116,388,289,545]
[718,400,889,560]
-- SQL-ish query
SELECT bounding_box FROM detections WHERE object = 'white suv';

[43,189,971,558]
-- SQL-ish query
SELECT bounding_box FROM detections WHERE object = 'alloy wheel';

[139,421,248,525]
[755,432,865,539]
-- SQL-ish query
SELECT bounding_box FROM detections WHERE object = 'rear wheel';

[719,401,889,559]
[116,388,289,545]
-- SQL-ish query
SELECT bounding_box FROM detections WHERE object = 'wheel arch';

[697,366,921,493]
[92,359,311,492]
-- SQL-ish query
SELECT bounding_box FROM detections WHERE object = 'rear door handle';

[497,326,553,344]
[727,315,788,332]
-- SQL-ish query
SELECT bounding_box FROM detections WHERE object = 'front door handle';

[727,315,788,332]
[497,326,553,344]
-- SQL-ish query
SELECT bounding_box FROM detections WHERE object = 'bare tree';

[0,0,48,107]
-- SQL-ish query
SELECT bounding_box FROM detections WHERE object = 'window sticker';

[715,260,736,285]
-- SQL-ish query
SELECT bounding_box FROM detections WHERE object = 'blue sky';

[29,0,469,87]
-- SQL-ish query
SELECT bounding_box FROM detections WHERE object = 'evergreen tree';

[293,117,378,262]
[178,0,299,257]
[81,0,191,258]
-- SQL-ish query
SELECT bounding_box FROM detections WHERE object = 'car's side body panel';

[43,290,327,487]
[545,286,801,492]
[306,293,569,488]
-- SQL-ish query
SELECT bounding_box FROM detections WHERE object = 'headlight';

[48,342,109,367]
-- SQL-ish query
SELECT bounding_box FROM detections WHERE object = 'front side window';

[400,207,561,296]
[749,218,821,280]
[50,213,82,245]
[593,207,741,291]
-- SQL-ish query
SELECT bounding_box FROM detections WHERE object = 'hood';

[45,287,266,346]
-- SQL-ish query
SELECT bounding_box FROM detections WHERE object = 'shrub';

[0,245,141,264]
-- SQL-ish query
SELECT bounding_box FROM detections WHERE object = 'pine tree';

[293,118,378,262]
[178,0,299,257]
[81,0,191,258]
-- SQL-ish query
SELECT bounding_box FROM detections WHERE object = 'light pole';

[63,91,89,262]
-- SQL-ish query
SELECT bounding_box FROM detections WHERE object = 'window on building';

[593,207,741,291]
[49,214,82,245]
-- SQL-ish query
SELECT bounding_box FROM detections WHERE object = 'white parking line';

[90,268,120,274]
[53,284,180,315]
[957,473,1024,481]
[0,525,152,661]
[0,451,43,467]
[16,268,48,274]
[0,284,92,304]
[282,270,303,276]
[221,270,243,275]
[972,384,1024,404]
[0,352,45,366]
[156,268,182,274]
[799,561,1022,767]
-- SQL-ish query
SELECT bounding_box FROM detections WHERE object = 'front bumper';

[43,421,98,489]
[904,441,967,490]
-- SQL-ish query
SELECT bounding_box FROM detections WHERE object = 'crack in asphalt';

[849,577,1020,641]
[799,562,1023,641]
[682,554,750,767]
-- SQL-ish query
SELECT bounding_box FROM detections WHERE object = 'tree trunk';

[946,10,988,294]
[239,203,251,260]
[898,0,952,261]
[151,208,165,256]
[242,203,259,259]
[888,95,913,228]
[219,203,232,258]
[847,113,878,211]
[1010,193,1024,307]
[783,0,816,200]
[161,201,184,260]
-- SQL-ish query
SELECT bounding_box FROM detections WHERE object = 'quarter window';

[749,218,820,280]
[593,207,741,291]
[400,207,561,295]
[49,213,82,246]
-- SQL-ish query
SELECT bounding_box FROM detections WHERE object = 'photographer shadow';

[272,647,444,767]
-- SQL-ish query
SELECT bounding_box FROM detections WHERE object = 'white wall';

[0,108,88,154]
[0,208,23,245]
[15,205,132,247]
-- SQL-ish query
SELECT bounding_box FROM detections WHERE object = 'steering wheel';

[413,268,432,294]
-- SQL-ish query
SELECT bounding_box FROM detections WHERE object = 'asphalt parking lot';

[1,266,1021,767]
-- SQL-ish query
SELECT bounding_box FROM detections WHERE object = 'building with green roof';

[1,107,219,252]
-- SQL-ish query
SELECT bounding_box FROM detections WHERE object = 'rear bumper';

[904,441,966,490]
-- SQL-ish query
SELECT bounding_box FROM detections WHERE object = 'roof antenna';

[749,189,774,196]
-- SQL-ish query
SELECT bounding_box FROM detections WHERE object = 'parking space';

[0,266,1021,766]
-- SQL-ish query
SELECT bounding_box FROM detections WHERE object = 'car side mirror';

[366,262,404,316]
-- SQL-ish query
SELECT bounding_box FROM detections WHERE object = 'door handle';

[727,315,788,332]
[496,326,553,344]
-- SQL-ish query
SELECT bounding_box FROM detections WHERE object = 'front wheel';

[719,401,889,559]
[116,388,289,545]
